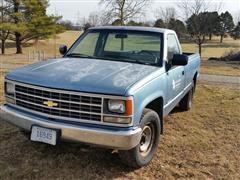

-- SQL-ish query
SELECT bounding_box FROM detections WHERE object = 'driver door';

[166,34,185,108]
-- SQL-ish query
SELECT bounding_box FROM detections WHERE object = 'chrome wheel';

[139,124,155,157]
[119,109,161,168]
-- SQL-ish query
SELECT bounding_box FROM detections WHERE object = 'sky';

[46,0,240,24]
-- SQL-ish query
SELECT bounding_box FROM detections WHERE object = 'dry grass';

[0,31,240,102]
[2,31,81,57]
[0,31,81,101]
[1,34,240,103]
[181,36,240,60]
[200,61,240,77]
[0,84,239,179]
[0,32,240,178]
[1,31,240,60]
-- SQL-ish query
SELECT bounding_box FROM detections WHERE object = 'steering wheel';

[135,50,159,63]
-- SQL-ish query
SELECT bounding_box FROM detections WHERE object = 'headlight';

[5,82,15,95]
[108,100,125,114]
[104,98,133,125]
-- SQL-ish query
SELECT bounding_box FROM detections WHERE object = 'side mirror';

[59,45,67,55]
[172,54,188,66]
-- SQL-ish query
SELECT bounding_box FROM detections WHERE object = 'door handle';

[182,71,185,75]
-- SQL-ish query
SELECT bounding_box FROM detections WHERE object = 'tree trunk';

[15,32,22,54]
[209,33,212,40]
[198,43,202,57]
[120,17,124,26]
[120,0,125,26]
[220,34,223,43]
[1,39,5,54]
[14,1,22,53]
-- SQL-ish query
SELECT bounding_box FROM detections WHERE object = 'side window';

[167,34,180,61]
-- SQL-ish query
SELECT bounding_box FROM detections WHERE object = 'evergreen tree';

[0,0,15,54]
[186,13,209,56]
[154,19,165,28]
[205,11,219,40]
[127,20,149,26]
[230,22,240,40]
[167,18,186,39]
[215,11,234,43]
[111,19,122,26]
[5,0,64,54]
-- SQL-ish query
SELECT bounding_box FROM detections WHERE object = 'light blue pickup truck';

[1,26,200,167]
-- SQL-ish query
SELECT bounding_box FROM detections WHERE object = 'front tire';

[119,109,161,168]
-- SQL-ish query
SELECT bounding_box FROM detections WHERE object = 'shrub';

[208,50,240,61]
[220,50,240,61]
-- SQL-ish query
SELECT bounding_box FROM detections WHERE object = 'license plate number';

[31,126,57,145]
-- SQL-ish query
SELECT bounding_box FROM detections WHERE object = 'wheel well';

[145,97,163,134]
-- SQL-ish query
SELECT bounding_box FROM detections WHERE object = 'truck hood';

[6,58,159,95]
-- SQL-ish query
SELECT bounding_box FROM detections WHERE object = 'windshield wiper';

[132,60,156,65]
[114,56,157,65]
[103,56,156,65]
[66,53,95,58]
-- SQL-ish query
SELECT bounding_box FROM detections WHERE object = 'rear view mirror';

[115,34,128,39]
[59,45,67,55]
[172,54,188,66]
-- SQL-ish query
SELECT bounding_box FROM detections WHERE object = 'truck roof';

[89,26,174,34]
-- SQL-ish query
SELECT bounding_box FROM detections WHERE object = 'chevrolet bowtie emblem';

[43,101,58,107]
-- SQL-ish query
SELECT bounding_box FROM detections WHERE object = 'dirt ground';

[0,84,239,179]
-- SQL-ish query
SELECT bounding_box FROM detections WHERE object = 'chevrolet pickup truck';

[1,26,200,168]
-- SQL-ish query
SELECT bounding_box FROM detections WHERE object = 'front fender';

[135,91,164,126]
[126,71,167,126]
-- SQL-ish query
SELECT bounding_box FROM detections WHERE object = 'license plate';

[31,126,57,145]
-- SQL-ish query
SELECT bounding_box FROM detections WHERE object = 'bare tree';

[155,7,177,24]
[99,11,112,25]
[213,0,224,12]
[234,11,240,24]
[78,11,111,29]
[88,12,100,27]
[176,0,211,20]
[76,11,81,26]
[100,0,151,25]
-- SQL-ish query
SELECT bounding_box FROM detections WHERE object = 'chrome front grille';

[14,84,103,122]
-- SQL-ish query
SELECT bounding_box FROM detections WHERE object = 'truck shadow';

[30,141,136,178]
[0,120,137,179]
[169,106,183,115]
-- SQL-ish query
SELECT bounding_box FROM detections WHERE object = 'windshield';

[66,30,163,66]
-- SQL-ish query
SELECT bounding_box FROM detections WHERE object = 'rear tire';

[119,108,161,168]
[179,86,194,111]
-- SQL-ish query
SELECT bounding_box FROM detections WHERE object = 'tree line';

[0,0,64,54]
[1,0,240,56]
[59,0,239,56]
[153,11,238,55]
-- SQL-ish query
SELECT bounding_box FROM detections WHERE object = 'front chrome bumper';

[0,105,142,150]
